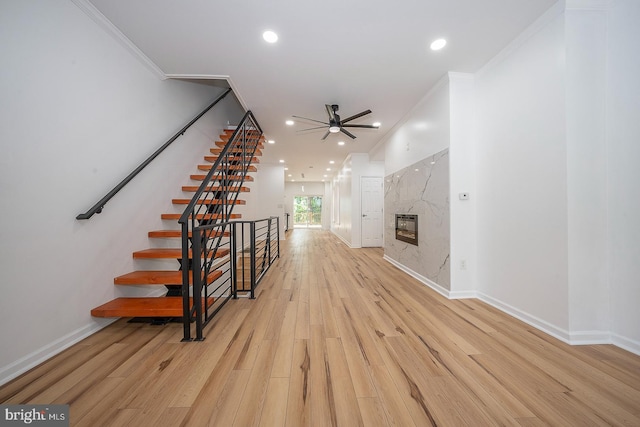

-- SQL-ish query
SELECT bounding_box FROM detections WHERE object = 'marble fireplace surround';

[383,148,450,291]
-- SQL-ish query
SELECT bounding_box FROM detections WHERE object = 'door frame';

[360,176,384,247]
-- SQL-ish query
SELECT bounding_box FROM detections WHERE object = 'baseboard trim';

[383,255,452,299]
[475,291,572,343]
[331,231,354,248]
[568,330,612,345]
[0,319,117,386]
[381,255,640,356]
[0,288,167,386]
[611,333,640,355]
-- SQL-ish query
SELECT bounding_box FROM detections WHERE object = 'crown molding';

[70,0,166,80]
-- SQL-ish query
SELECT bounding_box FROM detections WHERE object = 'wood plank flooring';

[2,229,640,426]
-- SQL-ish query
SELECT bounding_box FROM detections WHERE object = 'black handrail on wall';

[76,88,233,220]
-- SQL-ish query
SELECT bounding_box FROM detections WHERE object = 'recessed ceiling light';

[338,141,345,146]
[285,120,294,126]
[372,122,381,127]
[287,174,292,177]
[279,159,285,163]
[323,175,328,178]
[329,160,335,164]
[268,140,275,144]
[326,168,331,171]
[284,167,289,170]
[430,38,447,51]
[263,30,278,43]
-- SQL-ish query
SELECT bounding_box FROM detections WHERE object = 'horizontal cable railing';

[76,88,232,220]
[234,217,280,299]
[188,217,280,341]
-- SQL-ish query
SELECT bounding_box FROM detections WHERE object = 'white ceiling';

[88,0,556,182]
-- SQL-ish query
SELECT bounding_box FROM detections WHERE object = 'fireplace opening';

[396,214,418,246]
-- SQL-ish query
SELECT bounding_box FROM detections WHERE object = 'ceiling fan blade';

[325,104,336,122]
[291,115,328,125]
[297,126,328,132]
[340,109,372,124]
[340,128,357,139]
[342,124,379,129]
[321,130,331,140]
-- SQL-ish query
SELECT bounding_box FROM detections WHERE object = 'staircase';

[91,127,264,320]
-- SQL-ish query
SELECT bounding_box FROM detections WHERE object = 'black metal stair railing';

[178,111,263,341]
[234,217,280,299]
[190,216,280,340]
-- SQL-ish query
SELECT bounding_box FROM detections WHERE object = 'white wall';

[283,181,329,230]
[448,73,477,297]
[331,154,383,247]
[606,0,640,351]
[470,0,640,352]
[0,1,244,383]
[474,7,570,334]
[239,163,286,237]
[381,78,450,176]
[332,156,354,245]
[373,0,640,353]
[565,5,609,340]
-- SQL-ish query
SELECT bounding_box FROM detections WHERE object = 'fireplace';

[395,214,418,245]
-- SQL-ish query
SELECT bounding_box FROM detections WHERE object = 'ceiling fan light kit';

[293,104,379,140]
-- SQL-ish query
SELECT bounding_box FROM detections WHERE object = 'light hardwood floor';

[2,229,640,426]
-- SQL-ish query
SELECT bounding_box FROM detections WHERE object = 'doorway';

[293,195,322,228]
[361,176,383,247]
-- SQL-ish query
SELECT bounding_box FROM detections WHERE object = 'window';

[293,196,322,228]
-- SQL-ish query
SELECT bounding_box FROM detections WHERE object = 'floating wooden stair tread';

[161,213,241,220]
[114,270,222,285]
[205,155,260,163]
[91,297,215,318]
[220,131,263,140]
[148,230,229,238]
[190,174,253,182]
[197,164,257,172]
[222,128,261,134]
[215,139,264,148]
[172,198,246,205]
[132,247,230,259]
[92,124,268,323]
[219,139,264,146]
[181,185,250,193]
[220,131,262,138]
[210,148,262,156]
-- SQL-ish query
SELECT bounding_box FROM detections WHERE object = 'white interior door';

[361,176,383,247]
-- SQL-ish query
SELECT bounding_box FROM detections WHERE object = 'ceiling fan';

[293,104,379,140]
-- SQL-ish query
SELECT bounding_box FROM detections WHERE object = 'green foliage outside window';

[294,196,322,226]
